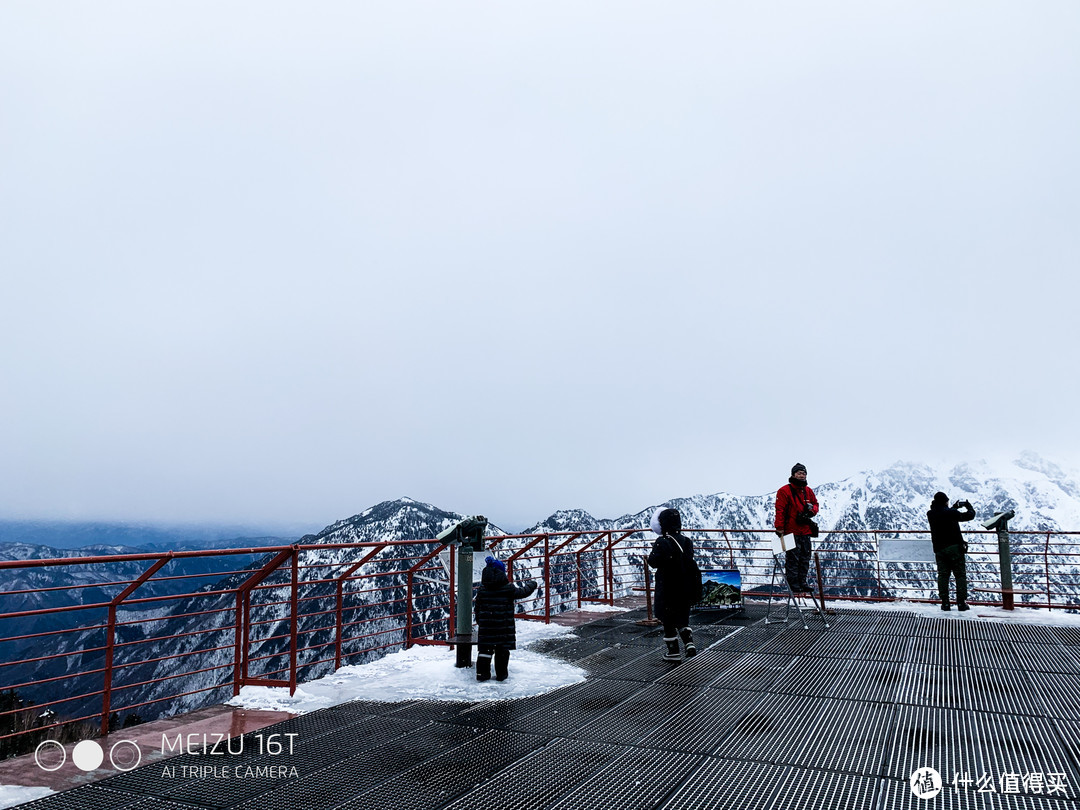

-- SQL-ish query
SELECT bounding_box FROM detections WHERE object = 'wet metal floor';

[17,604,1080,809]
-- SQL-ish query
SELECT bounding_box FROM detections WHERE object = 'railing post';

[405,569,414,647]
[234,548,294,690]
[637,556,660,627]
[101,603,117,736]
[604,532,614,604]
[243,592,252,681]
[403,542,451,650]
[575,548,582,609]
[335,579,344,671]
[333,545,385,670]
[874,531,882,600]
[289,547,299,695]
[1045,530,1052,611]
[544,535,551,623]
[233,591,243,696]
[448,543,457,641]
[101,555,171,735]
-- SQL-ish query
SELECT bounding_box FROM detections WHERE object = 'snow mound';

[227,621,583,714]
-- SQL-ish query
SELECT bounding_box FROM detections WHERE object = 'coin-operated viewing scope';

[981,509,1020,610]
[981,510,1015,531]
[438,516,489,668]
[437,515,488,551]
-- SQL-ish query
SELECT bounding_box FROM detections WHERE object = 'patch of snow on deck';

[227,621,582,714]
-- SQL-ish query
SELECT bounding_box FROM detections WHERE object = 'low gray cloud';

[2,2,1077,530]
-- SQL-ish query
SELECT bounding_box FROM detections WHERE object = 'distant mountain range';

[0,519,303,551]
[3,452,1079,731]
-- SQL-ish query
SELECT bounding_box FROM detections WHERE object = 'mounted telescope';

[437,516,488,667]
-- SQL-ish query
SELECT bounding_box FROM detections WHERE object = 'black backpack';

[668,534,703,603]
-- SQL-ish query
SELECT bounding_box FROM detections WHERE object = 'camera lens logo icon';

[910,767,943,799]
[34,739,142,773]
[72,741,104,771]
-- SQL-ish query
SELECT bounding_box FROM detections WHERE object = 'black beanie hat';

[933,492,949,505]
[791,463,807,476]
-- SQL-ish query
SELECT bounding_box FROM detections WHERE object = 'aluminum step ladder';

[764,550,830,630]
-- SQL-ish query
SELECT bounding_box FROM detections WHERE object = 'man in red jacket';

[774,462,819,593]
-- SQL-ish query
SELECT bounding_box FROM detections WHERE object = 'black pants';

[936,545,967,606]
[785,535,812,587]
[476,645,511,681]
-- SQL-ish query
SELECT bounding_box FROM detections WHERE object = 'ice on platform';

[0,785,55,810]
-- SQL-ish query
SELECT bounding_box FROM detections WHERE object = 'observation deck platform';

[13,602,1080,810]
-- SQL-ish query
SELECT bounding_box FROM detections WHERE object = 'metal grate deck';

[572,643,654,674]
[499,676,647,737]
[834,659,905,703]
[655,647,750,687]
[23,605,1080,810]
[636,687,767,755]
[769,655,853,699]
[332,729,547,810]
[658,757,790,809]
[709,651,795,692]
[768,761,879,810]
[546,745,702,810]
[887,704,983,784]
[440,738,627,810]
[794,698,895,776]
[571,682,701,745]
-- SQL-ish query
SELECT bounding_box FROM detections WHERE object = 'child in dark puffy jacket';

[474,556,538,682]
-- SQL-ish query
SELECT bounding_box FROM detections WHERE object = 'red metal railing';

[2,527,1078,753]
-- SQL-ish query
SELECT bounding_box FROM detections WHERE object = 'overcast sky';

[2,2,1078,532]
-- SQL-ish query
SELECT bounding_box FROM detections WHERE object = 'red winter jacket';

[775,482,819,537]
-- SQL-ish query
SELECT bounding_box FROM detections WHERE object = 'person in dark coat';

[647,507,697,662]
[473,556,538,681]
[927,492,976,611]
[774,462,819,593]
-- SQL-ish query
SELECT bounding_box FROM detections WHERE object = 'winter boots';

[476,649,493,681]
[679,627,697,658]
[662,627,696,662]
[476,646,510,681]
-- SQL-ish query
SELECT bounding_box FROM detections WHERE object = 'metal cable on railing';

[2,527,1079,755]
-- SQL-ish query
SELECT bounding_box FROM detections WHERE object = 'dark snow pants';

[476,645,511,681]
[785,535,812,588]
[935,544,967,606]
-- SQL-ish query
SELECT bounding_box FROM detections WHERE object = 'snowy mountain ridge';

[521,454,1080,537]
[5,452,1079,731]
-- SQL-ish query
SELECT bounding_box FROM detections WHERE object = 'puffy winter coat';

[647,531,695,623]
[927,502,975,552]
[474,565,537,649]
[775,480,819,537]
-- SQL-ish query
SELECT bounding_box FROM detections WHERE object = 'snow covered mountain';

[5,454,1079,732]
[524,452,1080,537]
